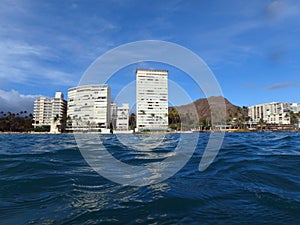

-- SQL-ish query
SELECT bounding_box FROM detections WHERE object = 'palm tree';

[53,114,59,123]
[288,110,298,126]
[258,118,265,131]
[129,113,136,130]
[199,118,207,131]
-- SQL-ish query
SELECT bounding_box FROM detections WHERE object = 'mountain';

[169,96,248,123]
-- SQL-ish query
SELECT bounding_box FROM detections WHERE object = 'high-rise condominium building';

[248,102,291,125]
[67,84,111,130]
[136,69,168,131]
[33,92,67,127]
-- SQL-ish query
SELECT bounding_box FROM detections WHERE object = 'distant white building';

[136,69,168,131]
[289,103,300,129]
[67,84,111,131]
[289,103,300,113]
[116,103,129,131]
[248,102,290,125]
[33,92,67,128]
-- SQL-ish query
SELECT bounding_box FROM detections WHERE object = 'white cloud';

[0,39,79,87]
[0,1,120,89]
[0,89,40,113]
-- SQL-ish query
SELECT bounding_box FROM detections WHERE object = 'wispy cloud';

[0,0,121,89]
[195,21,262,66]
[0,39,79,87]
[265,0,300,22]
[191,0,300,67]
[0,0,299,106]
[266,82,300,90]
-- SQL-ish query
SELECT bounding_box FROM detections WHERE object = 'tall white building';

[248,102,290,125]
[116,103,129,131]
[67,84,111,130]
[136,69,168,131]
[33,92,67,127]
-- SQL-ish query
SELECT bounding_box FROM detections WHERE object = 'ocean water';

[0,132,299,224]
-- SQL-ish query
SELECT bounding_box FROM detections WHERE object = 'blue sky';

[0,0,300,112]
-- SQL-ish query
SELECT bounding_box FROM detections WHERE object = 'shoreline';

[1,129,299,134]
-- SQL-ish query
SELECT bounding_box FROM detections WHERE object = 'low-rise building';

[248,102,290,125]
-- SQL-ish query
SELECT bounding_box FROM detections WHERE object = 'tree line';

[0,111,34,132]
[1,108,299,133]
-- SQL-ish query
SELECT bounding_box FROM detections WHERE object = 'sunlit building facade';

[136,69,168,131]
[33,92,67,127]
[116,103,129,131]
[248,102,290,125]
[67,84,111,130]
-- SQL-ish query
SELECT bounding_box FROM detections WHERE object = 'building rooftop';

[136,69,168,73]
[68,84,109,91]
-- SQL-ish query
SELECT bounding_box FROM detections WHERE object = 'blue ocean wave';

[0,133,299,224]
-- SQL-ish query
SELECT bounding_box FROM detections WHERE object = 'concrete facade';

[33,92,67,128]
[248,102,290,125]
[136,69,168,131]
[67,84,111,130]
[116,103,129,131]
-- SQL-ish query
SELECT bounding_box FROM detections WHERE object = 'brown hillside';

[169,96,247,121]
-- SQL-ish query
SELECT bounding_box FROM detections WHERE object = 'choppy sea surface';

[0,132,299,225]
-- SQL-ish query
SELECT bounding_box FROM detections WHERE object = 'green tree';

[258,118,265,131]
[129,113,136,130]
[289,110,298,125]
[168,108,181,130]
[0,111,33,132]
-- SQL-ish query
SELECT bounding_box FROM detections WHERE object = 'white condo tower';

[136,69,168,131]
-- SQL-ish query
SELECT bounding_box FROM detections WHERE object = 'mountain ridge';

[169,96,248,122]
